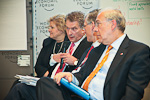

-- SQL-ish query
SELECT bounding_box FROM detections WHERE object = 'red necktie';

[75,46,94,70]
[55,43,75,74]
[69,43,75,55]
[83,45,113,91]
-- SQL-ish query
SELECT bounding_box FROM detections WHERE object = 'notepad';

[60,78,90,100]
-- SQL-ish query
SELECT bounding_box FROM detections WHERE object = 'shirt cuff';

[72,74,79,86]
[74,60,78,66]
[50,54,57,66]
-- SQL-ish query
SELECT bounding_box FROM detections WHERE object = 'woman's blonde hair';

[49,14,66,33]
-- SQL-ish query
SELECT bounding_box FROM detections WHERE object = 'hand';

[43,71,49,77]
[54,72,72,86]
[60,53,77,65]
[53,53,62,63]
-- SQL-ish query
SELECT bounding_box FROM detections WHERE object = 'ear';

[111,20,117,31]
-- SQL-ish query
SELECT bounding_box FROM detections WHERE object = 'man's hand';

[53,53,62,63]
[54,72,72,86]
[43,71,49,77]
[60,53,77,65]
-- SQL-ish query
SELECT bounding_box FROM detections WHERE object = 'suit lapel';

[73,37,87,56]
[104,36,130,86]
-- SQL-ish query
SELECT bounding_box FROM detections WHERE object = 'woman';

[35,14,70,78]
[4,14,70,100]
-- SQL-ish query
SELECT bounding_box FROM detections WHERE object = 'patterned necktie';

[83,45,113,91]
[55,43,75,74]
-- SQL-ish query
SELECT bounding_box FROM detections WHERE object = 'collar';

[92,40,101,48]
[110,34,126,50]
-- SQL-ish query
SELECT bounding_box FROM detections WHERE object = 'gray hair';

[99,8,126,32]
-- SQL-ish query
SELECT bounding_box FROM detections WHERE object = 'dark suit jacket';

[35,37,70,77]
[74,35,150,100]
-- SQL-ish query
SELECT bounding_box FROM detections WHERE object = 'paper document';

[15,75,40,86]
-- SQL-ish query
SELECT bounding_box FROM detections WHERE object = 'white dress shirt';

[92,40,101,48]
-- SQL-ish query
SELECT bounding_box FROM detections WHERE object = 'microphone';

[60,41,68,69]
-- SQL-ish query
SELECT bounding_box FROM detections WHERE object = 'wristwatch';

[74,60,78,66]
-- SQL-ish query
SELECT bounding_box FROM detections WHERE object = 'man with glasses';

[72,9,101,73]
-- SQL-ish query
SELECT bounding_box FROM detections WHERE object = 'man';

[36,8,150,100]
[72,9,101,73]
[50,11,92,78]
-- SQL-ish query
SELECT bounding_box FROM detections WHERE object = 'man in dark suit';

[72,9,101,73]
[36,8,150,100]
[49,11,92,78]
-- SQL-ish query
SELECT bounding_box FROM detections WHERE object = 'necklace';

[53,41,64,54]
